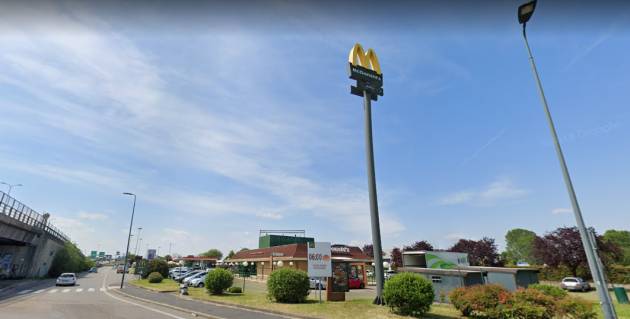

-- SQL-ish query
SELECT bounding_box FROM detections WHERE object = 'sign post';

[348,43,385,305]
[307,242,331,303]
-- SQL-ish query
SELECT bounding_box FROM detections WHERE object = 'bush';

[507,288,556,319]
[148,272,163,283]
[267,268,310,303]
[142,259,169,279]
[449,284,510,317]
[383,272,434,317]
[227,286,242,293]
[205,269,233,295]
[528,283,568,299]
[48,242,93,277]
[556,297,597,319]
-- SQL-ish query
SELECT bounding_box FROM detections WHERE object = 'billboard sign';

[99,252,105,258]
[331,262,349,292]
[147,249,157,260]
[307,242,331,278]
[90,251,98,259]
[425,251,469,269]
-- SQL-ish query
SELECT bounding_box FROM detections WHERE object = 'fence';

[0,191,70,243]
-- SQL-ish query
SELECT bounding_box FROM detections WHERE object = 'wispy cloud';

[438,178,528,206]
[551,208,572,215]
[78,212,108,221]
[256,212,284,220]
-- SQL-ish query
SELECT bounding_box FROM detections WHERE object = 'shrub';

[148,272,163,283]
[205,269,233,295]
[528,283,568,299]
[556,297,597,319]
[506,288,556,319]
[383,272,434,317]
[48,242,93,277]
[227,286,242,293]
[142,259,169,279]
[267,268,310,303]
[449,284,510,317]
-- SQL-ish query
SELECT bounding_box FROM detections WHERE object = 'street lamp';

[277,260,284,268]
[241,261,248,293]
[134,227,142,256]
[121,192,137,289]
[517,2,617,318]
[1,182,22,196]
[348,43,386,305]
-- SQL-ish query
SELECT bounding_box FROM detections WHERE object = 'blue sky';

[1,1,629,257]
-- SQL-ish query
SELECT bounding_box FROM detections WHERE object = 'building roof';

[178,256,218,261]
[459,266,540,274]
[228,243,373,263]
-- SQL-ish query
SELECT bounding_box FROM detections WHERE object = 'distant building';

[401,250,539,301]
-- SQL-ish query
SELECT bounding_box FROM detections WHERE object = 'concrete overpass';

[0,191,70,278]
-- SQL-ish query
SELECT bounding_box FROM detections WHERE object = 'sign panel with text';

[307,242,331,278]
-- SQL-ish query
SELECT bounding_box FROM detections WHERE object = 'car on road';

[309,278,326,290]
[560,277,591,292]
[116,265,125,274]
[88,267,98,273]
[348,277,365,289]
[56,273,77,286]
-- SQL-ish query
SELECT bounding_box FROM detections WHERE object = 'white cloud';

[552,207,572,215]
[438,178,528,206]
[256,212,283,220]
[78,212,108,221]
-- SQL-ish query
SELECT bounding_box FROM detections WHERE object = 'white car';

[190,273,208,287]
[309,278,326,289]
[183,271,207,285]
[56,273,77,286]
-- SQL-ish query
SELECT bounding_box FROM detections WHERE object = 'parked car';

[309,278,326,289]
[88,267,98,273]
[348,277,365,289]
[56,273,77,286]
[183,271,206,285]
[175,270,202,282]
[190,273,209,288]
[116,265,125,274]
[384,270,397,280]
[560,277,591,292]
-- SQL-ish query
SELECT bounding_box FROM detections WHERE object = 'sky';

[1,1,629,258]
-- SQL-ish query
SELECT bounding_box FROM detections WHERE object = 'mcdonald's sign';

[348,43,383,101]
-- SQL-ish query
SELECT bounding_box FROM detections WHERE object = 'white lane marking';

[34,289,46,294]
[62,289,70,293]
[88,288,95,292]
[17,289,32,295]
[75,288,83,292]
[105,291,191,319]
[49,289,58,294]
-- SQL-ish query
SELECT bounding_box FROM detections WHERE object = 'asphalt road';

[0,267,199,319]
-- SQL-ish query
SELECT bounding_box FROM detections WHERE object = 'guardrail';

[0,191,70,243]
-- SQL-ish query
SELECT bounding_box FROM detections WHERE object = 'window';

[431,276,442,283]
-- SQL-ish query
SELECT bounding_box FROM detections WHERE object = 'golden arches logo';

[348,43,381,75]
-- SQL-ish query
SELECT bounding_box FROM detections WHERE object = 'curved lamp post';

[120,192,136,289]
[517,2,616,318]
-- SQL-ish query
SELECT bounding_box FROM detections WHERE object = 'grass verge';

[129,278,179,292]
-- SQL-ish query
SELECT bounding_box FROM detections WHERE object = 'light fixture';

[383,261,390,269]
[518,0,536,24]
[277,260,284,267]
[289,261,293,266]
[242,261,248,266]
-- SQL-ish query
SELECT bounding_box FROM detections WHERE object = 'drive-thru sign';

[307,242,331,277]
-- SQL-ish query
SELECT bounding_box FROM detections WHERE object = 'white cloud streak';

[438,178,528,206]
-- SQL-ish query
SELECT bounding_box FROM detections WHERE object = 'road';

[0,267,197,319]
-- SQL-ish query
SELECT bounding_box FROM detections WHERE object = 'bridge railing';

[0,191,70,243]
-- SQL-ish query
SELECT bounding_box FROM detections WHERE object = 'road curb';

[123,284,318,319]
[113,288,223,319]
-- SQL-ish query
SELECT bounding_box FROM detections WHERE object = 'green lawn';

[130,278,179,292]
[567,290,630,319]
[185,286,461,319]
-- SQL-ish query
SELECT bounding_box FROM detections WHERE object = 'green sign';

[90,251,97,259]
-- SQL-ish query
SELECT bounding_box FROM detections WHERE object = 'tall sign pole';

[517,2,616,318]
[348,43,385,305]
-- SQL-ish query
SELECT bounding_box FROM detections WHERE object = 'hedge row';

[538,265,630,284]
[450,284,596,319]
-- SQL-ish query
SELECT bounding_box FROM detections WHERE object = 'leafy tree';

[504,228,538,265]
[48,242,93,277]
[226,250,236,260]
[448,237,502,266]
[603,230,630,265]
[533,227,620,277]
[200,249,223,259]
[391,247,403,269]
[164,255,173,262]
[362,244,384,258]
[143,259,169,278]
[403,241,434,252]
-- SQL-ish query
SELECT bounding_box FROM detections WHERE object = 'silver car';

[56,273,77,286]
[560,277,590,292]
[183,271,206,285]
[309,278,326,289]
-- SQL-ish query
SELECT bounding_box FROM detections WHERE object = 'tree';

[200,249,223,260]
[164,254,173,262]
[533,227,620,277]
[391,247,403,269]
[603,230,630,265]
[226,250,236,260]
[448,237,502,266]
[403,241,434,252]
[362,244,384,258]
[504,228,538,265]
[48,242,93,277]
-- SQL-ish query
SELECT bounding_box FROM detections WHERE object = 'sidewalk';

[118,285,309,319]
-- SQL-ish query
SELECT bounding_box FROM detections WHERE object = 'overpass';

[0,191,70,278]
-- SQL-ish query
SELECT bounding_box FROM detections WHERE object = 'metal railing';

[0,191,70,243]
